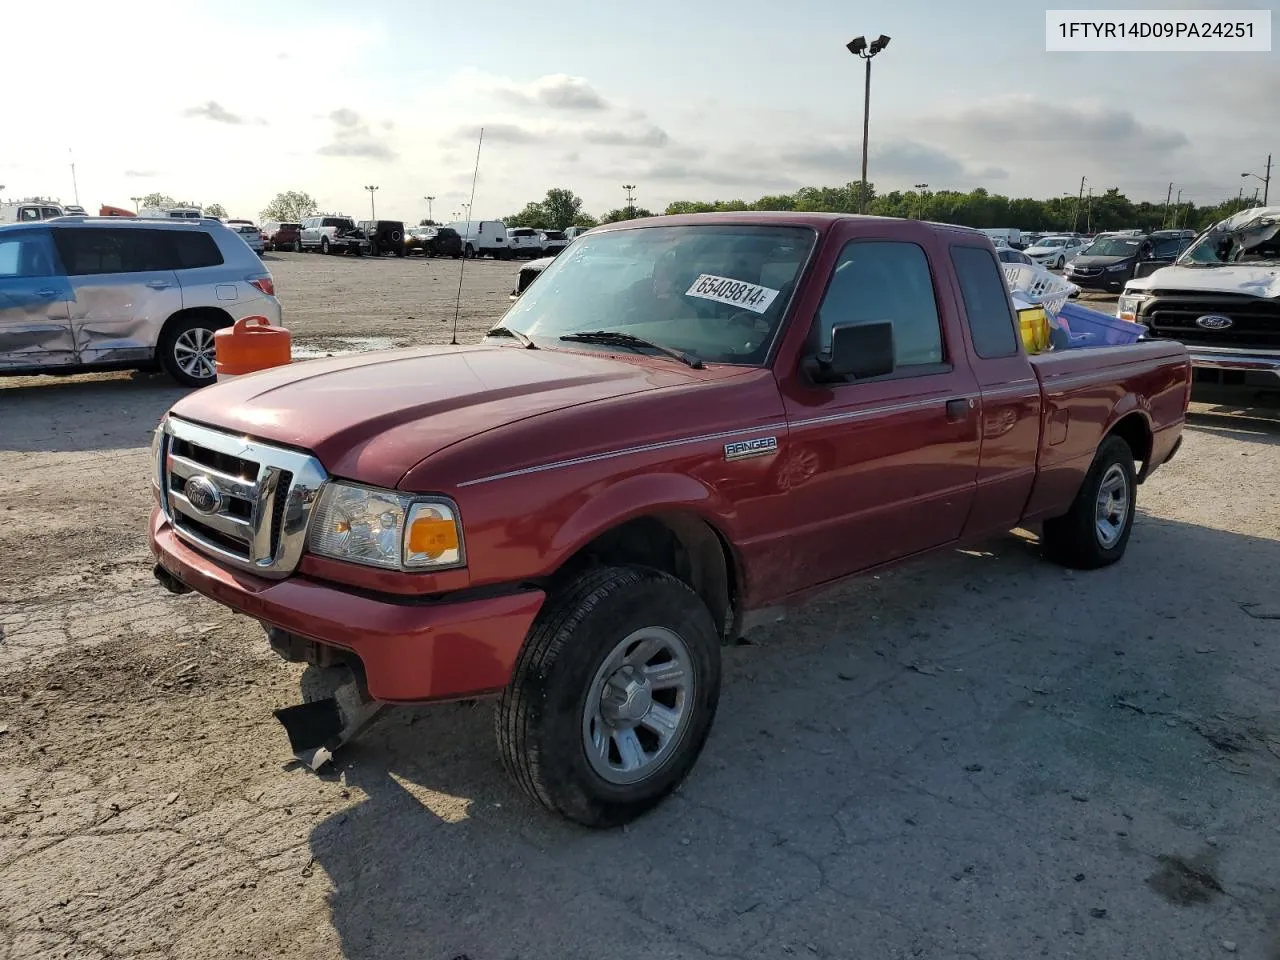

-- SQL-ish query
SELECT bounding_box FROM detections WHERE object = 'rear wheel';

[321,237,331,255]
[159,315,224,388]
[1041,435,1137,569]
[292,239,302,252]
[464,243,476,258]
[497,566,722,828]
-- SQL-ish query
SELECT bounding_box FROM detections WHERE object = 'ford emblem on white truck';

[1195,315,1233,330]
[184,475,223,514]
[724,436,778,461]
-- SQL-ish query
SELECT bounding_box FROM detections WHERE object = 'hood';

[1025,245,1064,256]
[1069,254,1133,268]
[168,345,704,489]
[1126,263,1280,298]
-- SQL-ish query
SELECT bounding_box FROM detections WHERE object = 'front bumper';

[1066,271,1128,290]
[1187,346,1280,379]
[149,508,545,702]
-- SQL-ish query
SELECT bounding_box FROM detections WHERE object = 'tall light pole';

[69,149,80,207]
[364,185,379,219]
[1173,189,1183,228]
[623,184,636,218]
[1162,182,1173,228]
[130,196,143,214]
[1071,176,1086,233]
[1241,153,1271,206]
[914,183,928,220]
[846,34,891,214]
[423,195,435,222]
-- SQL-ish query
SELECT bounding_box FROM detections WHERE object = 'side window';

[18,207,41,222]
[0,231,60,278]
[950,245,1020,359]
[168,231,224,269]
[51,228,168,275]
[815,240,944,371]
[1153,238,1180,258]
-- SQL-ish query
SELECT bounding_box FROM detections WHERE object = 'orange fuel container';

[215,316,291,380]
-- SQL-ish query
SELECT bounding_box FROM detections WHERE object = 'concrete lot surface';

[2,253,1278,960]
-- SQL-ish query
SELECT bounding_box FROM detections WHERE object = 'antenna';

[451,127,484,346]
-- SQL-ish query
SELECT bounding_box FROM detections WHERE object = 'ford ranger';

[149,213,1190,827]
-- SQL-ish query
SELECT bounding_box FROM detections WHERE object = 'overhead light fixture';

[846,36,867,55]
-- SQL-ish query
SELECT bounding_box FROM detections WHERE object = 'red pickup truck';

[149,214,1190,827]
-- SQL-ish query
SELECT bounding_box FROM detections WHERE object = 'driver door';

[0,228,75,370]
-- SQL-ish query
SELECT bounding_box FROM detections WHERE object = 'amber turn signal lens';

[407,515,459,559]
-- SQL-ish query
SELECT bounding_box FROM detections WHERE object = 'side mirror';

[814,321,896,382]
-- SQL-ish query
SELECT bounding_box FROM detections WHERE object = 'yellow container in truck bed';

[1017,305,1050,354]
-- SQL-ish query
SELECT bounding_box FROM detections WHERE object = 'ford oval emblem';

[1195,314,1233,330]
[183,475,222,514]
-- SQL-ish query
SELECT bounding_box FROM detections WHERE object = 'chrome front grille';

[157,417,327,578]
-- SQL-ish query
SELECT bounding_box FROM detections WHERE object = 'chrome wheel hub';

[1094,463,1129,548]
[173,327,216,380]
[583,626,694,785]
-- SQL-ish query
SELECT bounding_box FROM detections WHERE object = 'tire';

[159,314,224,388]
[464,244,475,259]
[1041,435,1137,570]
[497,566,722,828]
[293,239,302,253]
[321,237,331,255]
[395,247,405,258]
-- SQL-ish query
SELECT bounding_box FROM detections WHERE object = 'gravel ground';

[2,254,1279,960]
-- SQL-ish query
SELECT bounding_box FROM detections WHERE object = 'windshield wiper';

[486,325,537,349]
[559,330,704,369]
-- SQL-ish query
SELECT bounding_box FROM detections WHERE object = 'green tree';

[260,190,319,223]
[141,192,176,209]
[600,206,655,223]
[204,203,228,219]
[505,188,594,231]
[504,201,547,228]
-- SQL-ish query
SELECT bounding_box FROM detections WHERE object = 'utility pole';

[1173,189,1183,228]
[846,34,891,214]
[1086,186,1093,234]
[1071,176,1086,232]
[1162,182,1173,228]
[423,195,435,222]
[364,185,379,219]
[623,184,636,218]
[69,149,80,207]
[1241,153,1271,206]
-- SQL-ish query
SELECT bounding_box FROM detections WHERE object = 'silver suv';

[0,217,281,387]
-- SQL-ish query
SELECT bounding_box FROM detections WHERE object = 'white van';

[0,200,66,223]
[446,220,510,259]
[137,206,203,220]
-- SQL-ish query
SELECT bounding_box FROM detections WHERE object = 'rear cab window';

[950,245,1019,359]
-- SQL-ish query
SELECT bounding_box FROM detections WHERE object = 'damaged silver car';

[0,216,280,387]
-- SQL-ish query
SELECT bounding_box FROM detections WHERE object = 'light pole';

[1241,153,1271,206]
[1071,176,1086,233]
[364,185,379,219]
[423,195,435,223]
[846,34,890,214]
[623,184,636,218]
[130,196,143,214]
[461,202,471,221]
[913,183,928,220]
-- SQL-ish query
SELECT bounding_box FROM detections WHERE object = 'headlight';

[1116,294,1146,322]
[306,482,464,571]
[1106,263,1129,272]
[151,416,168,498]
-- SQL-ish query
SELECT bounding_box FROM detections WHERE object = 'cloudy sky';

[4,0,1275,222]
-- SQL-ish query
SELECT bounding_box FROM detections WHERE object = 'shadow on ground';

[0,371,186,453]
[309,513,1280,960]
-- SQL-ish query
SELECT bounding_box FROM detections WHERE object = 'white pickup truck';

[1118,206,1280,387]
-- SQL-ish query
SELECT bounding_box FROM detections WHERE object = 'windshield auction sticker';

[686,275,780,314]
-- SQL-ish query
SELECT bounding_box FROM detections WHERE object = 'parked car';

[509,255,553,298]
[404,225,430,255]
[1,200,65,223]
[0,217,280,387]
[424,226,463,258]
[1119,205,1280,388]
[564,226,593,240]
[1024,235,1086,269]
[1064,233,1186,292]
[149,213,1189,827]
[446,219,510,259]
[537,230,569,255]
[358,220,406,257]
[997,247,1034,265]
[299,215,369,255]
[262,222,302,252]
[226,222,265,256]
[506,227,543,258]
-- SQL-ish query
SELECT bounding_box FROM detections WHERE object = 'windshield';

[496,224,815,365]
[1181,213,1280,265]
[542,231,566,240]
[1083,238,1141,256]
[1037,237,1067,247]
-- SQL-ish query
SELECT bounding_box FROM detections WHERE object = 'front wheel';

[1041,435,1137,569]
[321,237,331,255]
[464,244,476,259]
[160,315,223,388]
[497,566,722,828]
[293,239,302,252]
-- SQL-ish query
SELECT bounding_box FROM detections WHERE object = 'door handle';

[35,288,61,298]
[146,280,171,289]
[945,398,974,421]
